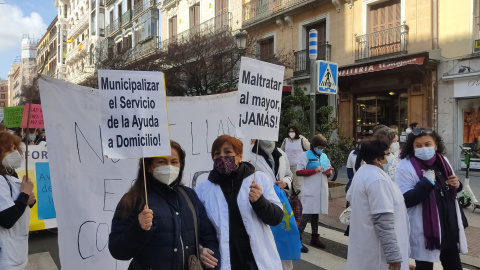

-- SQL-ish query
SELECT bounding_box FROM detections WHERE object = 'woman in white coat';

[0,132,36,270]
[296,134,332,252]
[195,135,283,270]
[346,138,409,270]
[280,126,310,192]
[395,128,467,270]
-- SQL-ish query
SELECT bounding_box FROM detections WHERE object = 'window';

[259,37,274,60]
[190,4,200,32]
[0,87,3,91]
[169,16,177,38]
[124,35,132,52]
[117,3,122,21]
[370,0,400,33]
[0,102,5,107]
[1,94,4,99]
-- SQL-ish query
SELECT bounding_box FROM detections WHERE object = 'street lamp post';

[235,29,248,56]
[309,29,317,138]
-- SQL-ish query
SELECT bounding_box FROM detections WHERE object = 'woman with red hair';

[196,135,283,270]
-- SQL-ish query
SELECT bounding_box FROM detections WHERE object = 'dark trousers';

[415,248,462,270]
[298,214,319,237]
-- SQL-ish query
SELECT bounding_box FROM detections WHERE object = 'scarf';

[410,153,454,250]
[252,141,281,177]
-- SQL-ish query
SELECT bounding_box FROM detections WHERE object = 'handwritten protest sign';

[16,144,57,231]
[98,70,171,159]
[38,75,240,269]
[236,57,285,141]
[4,106,24,128]
[35,162,55,219]
[21,103,45,129]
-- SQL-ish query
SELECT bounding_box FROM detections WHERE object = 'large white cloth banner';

[98,70,171,159]
[236,57,285,141]
[38,75,240,270]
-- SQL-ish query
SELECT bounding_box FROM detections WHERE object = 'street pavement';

[26,166,480,270]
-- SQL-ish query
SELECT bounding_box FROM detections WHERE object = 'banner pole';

[253,140,259,183]
[142,158,149,207]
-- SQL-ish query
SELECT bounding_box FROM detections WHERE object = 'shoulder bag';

[178,187,204,270]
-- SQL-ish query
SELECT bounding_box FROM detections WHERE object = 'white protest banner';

[236,56,285,141]
[38,75,240,270]
[98,70,171,159]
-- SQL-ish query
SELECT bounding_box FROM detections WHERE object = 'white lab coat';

[346,164,410,270]
[0,175,30,270]
[395,157,468,262]
[296,152,329,214]
[252,148,293,189]
[195,171,282,270]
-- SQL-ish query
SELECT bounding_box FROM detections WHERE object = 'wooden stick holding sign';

[142,158,149,207]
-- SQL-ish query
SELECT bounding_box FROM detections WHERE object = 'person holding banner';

[0,131,36,269]
[296,134,332,252]
[109,141,220,270]
[253,139,301,270]
[195,135,283,270]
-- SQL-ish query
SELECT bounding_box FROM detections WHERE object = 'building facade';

[0,80,8,109]
[7,62,20,108]
[8,38,38,106]
[37,16,59,77]
[55,0,105,84]
[437,0,480,170]
[242,0,441,142]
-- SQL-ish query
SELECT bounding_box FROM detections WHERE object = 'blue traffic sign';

[317,61,338,94]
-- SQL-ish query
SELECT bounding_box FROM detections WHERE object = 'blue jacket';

[109,177,220,270]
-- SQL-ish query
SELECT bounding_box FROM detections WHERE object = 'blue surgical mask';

[414,147,436,161]
[315,149,323,155]
[383,154,394,172]
[28,134,36,141]
[261,140,273,146]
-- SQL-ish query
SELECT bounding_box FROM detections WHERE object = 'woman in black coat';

[109,141,220,270]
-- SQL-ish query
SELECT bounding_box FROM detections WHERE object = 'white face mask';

[288,132,296,139]
[152,165,180,186]
[390,142,400,155]
[414,147,436,161]
[2,151,23,170]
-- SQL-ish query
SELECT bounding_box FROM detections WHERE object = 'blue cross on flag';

[317,60,338,94]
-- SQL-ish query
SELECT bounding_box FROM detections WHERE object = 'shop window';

[259,37,274,61]
[355,92,408,137]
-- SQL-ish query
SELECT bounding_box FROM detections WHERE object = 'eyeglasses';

[411,128,434,136]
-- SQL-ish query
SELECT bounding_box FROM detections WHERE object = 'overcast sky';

[0,0,57,80]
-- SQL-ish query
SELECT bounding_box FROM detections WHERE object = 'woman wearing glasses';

[346,137,409,270]
[395,128,467,270]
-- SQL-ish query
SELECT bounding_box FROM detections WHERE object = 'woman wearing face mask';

[0,131,36,270]
[195,135,283,270]
[296,134,332,252]
[109,141,220,270]
[395,128,467,270]
[281,126,310,193]
[346,138,409,270]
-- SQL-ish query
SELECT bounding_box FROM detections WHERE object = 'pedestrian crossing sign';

[317,60,338,94]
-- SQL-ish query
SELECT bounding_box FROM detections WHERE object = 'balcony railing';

[105,18,120,36]
[293,43,331,77]
[128,36,160,61]
[355,23,409,62]
[122,10,132,25]
[162,12,231,49]
[243,0,310,26]
[133,0,155,18]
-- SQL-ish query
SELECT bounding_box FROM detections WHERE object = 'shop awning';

[339,56,425,77]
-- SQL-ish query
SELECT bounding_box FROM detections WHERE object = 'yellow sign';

[16,170,46,231]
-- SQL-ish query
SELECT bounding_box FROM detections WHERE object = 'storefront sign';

[454,77,480,98]
[339,57,425,77]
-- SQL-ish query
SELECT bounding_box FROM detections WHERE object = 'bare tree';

[89,29,293,96]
